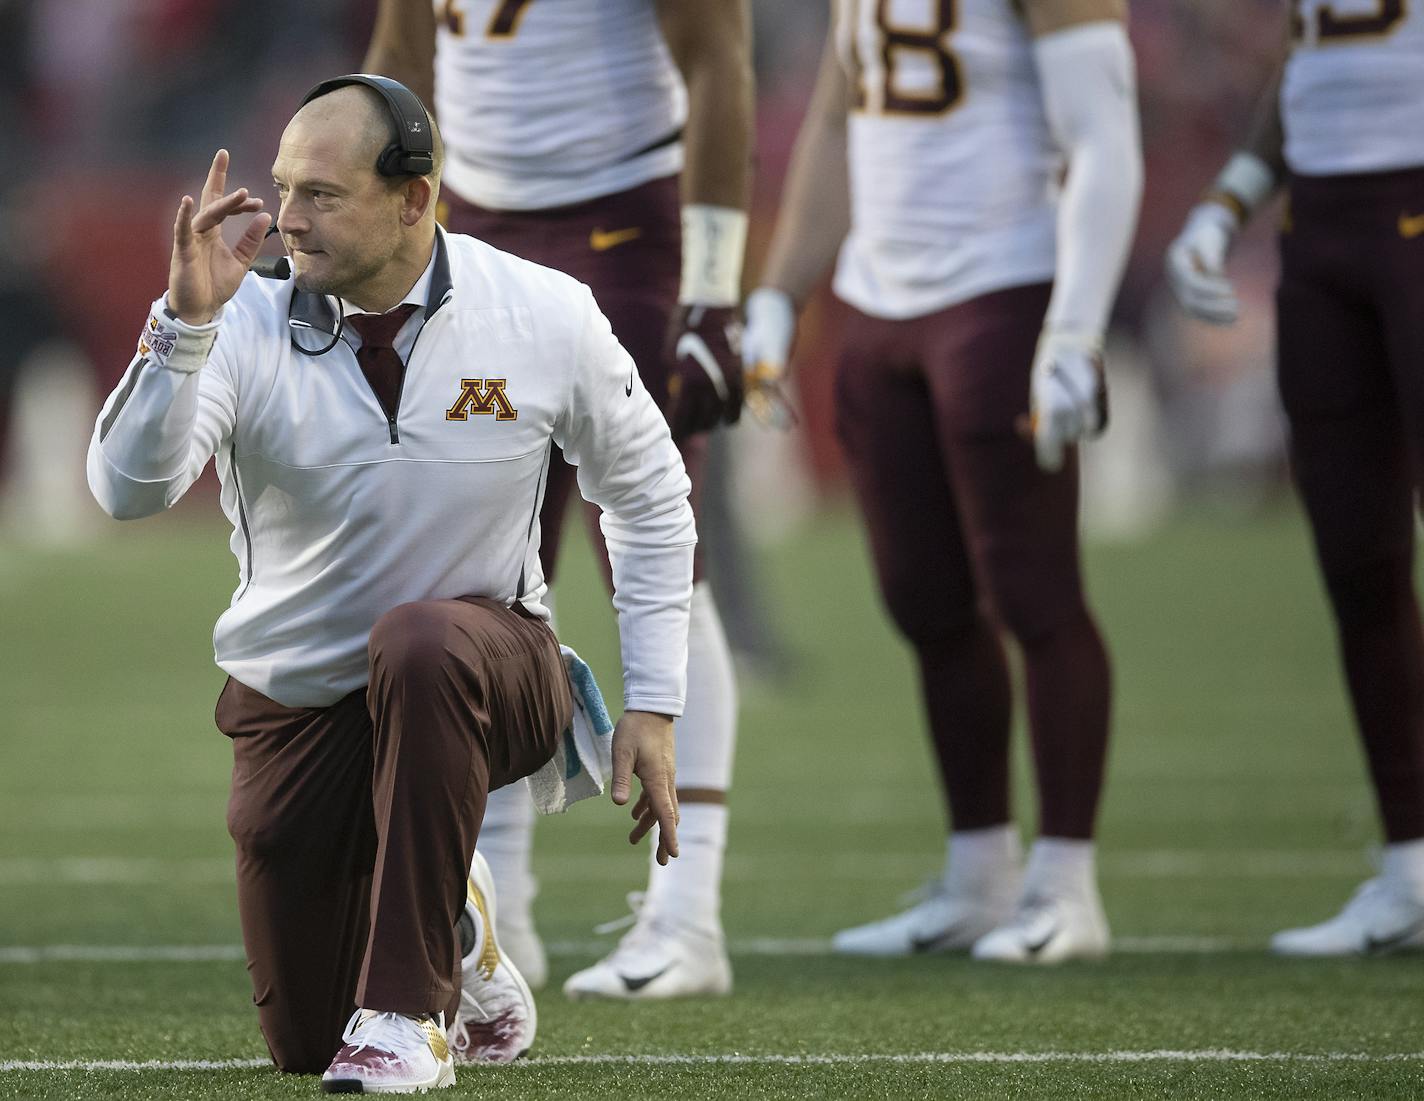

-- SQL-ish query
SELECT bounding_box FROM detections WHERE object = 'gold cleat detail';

[466,878,501,981]
[423,1015,450,1062]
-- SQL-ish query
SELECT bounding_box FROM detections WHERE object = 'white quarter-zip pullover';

[88,229,695,711]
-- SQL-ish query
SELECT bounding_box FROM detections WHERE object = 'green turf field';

[2,498,1422,1099]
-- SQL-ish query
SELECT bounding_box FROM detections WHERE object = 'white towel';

[526,645,615,815]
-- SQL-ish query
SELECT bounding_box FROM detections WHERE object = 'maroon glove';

[664,304,744,440]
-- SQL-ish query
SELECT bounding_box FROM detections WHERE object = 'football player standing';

[742,0,1142,962]
[1167,1,1424,955]
[364,0,752,998]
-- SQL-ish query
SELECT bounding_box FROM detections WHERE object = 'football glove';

[1028,330,1108,473]
[1166,201,1242,326]
[664,304,744,440]
[741,287,798,429]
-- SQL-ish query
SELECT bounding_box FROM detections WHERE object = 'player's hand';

[610,710,679,865]
[741,286,799,429]
[664,305,744,440]
[1166,201,1242,326]
[168,149,271,326]
[1027,331,1108,473]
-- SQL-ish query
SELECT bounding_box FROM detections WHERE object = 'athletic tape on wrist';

[679,205,748,307]
[139,298,220,373]
[1208,152,1278,222]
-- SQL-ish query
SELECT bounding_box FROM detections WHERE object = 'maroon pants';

[216,597,571,1074]
[834,283,1111,839]
[1277,166,1424,842]
[443,177,708,584]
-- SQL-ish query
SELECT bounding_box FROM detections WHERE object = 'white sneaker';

[833,879,1018,957]
[971,888,1110,964]
[562,894,732,1000]
[321,1009,454,1093]
[1271,876,1424,957]
[447,852,536,1064]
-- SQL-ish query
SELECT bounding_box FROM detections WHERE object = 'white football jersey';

[833,0,1058,320]
[434,0,686,210]
[1284,0,1424,175]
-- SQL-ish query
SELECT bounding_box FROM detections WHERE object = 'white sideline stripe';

[0,850,1372,886]
[0,935,1244,964]
[5,1051,1424,1073]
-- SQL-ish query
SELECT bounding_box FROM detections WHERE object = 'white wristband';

[679,204,748,307]
[140,297,221,374]
[1210,152,1278,220]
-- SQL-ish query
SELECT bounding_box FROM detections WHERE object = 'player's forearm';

[1034,22,1143,339]
[677,31,753,210]
[757,44,850,306]
[1201,63,1286,227]
[659,0,753,211]
[363,0,437,110]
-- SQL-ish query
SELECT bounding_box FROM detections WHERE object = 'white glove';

[741,286,796,382]
[1166,201,1242,326]
[1029,331,1107,473]
[739,286,799,429]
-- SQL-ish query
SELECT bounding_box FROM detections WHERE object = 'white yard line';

[4,1051,1423,1073]
[0,850,1372,886]
[0,935,1250,964]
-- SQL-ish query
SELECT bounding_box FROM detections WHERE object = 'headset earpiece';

[299,74,435,179]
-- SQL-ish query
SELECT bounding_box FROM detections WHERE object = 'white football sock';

[1024,837,1098,898]
[671,582,738,790]
[637,583,736,932]
[476,782,537,916]
[645,802,727,933]
[1382,839,1424,897]
[943,823,1022,892]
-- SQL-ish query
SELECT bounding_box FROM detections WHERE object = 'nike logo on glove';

[619,965,673,991]
[675,333,730,401]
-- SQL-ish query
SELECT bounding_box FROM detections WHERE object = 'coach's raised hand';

[168,150,272,326]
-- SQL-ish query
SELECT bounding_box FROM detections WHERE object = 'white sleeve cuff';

[140,297,222,374]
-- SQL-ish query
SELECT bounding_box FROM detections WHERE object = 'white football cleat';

[1271,877,1424,957]
[447,852,536,1064]
[563,896,731,1000]
[833,879,1019,957]
[971,888,1110,964]
[321,1009,454,1093]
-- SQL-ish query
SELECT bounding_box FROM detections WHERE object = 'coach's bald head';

[271,84,442,311]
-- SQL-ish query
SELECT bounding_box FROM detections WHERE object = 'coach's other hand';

[611,710,680,865]
[1027,331,1108,473]
[665,305,744,440]
[169,149,271,326]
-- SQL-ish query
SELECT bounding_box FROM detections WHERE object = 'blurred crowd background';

[0,0,1290,559]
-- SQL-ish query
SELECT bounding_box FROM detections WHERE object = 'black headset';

[300,73,435,178]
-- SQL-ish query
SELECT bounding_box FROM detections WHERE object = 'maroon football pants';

[217,597,571,1073]
[834,283,1111,840]
[1277,166,1424,842]
[443,176,708,585]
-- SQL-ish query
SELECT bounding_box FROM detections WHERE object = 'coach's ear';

[400,175,435,227]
